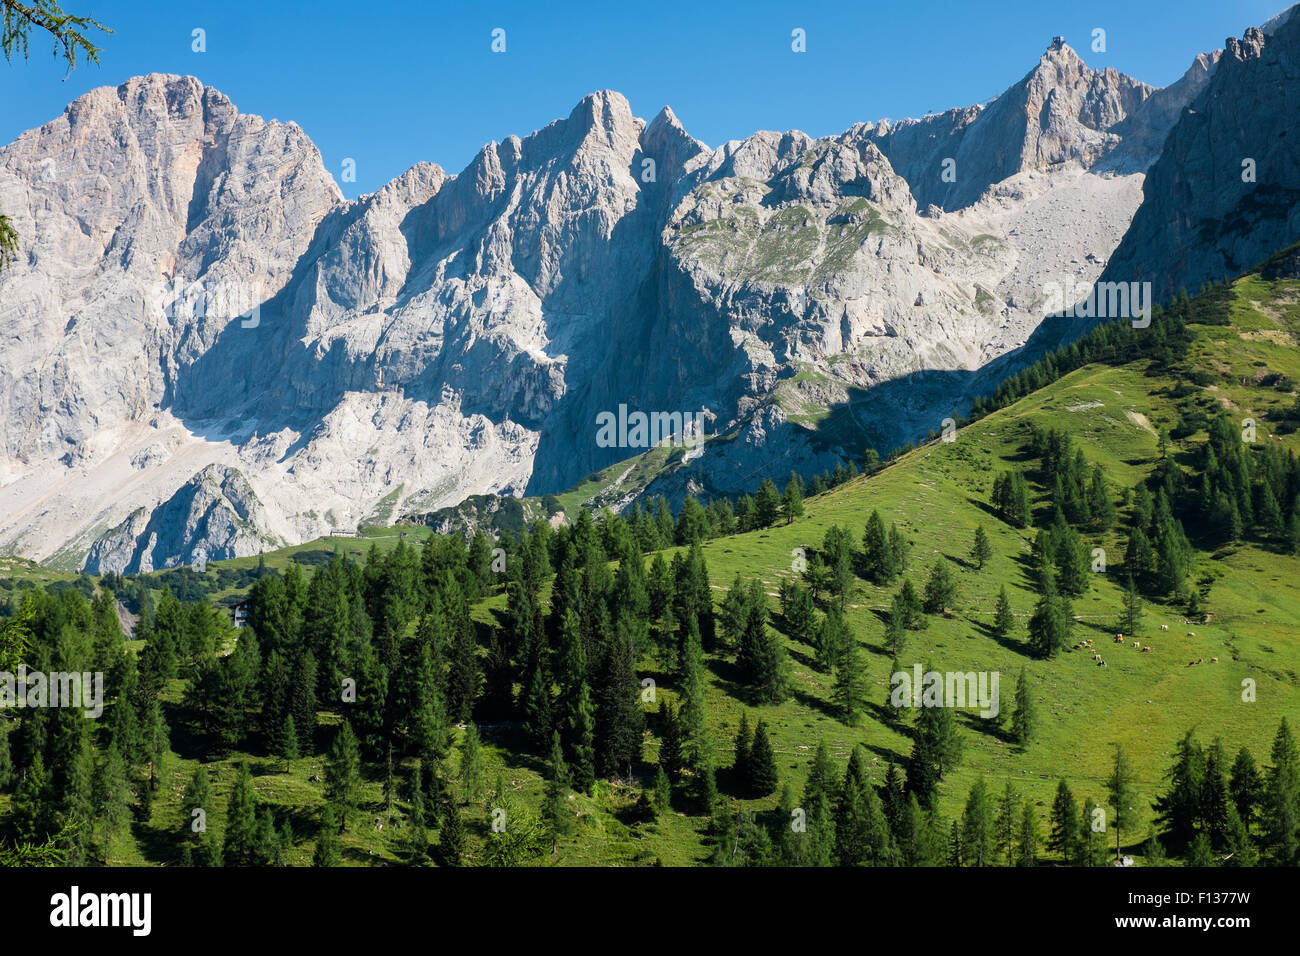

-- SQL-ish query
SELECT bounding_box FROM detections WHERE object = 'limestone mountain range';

[1,9,1297,572]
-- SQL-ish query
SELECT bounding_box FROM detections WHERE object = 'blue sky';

[0,0,1287,197]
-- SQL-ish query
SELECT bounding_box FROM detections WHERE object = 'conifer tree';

[1048,779,1079,864]
[888,524,909,577]
[92,745,130,859]
[657,700,683,781]
[1229,746,1262,828]
[970,525,993,570]
[961,779,995,866]
[747,720,778,797]
[836,747,892,866]
[407,768,429,863]
[1120,572,1143,636]
[594,625,645,779]
[459,722,485,803]
[906,724,940,808]
[181,765,220,866]
[1054,523,1091,597]
[290,650,318,755]
[833,632,867,726]
[324,721,362,826]
[862,510,892,582]
[1263,717,1300,865]
[1079,798,1107,867]
[522,662,554,755]
[754,478,781,528]
[1027,564,1070,658]
[543,732,573,845]
[815,604,849,672]
[736,589,789,704]
[732,713,752,788]
[1154,730,1206,851]
[222,762,259,865]
[921,559,958,614]
[895,579,924,629]
[276,713,299,773]
[822,525,855,609]
[678,624,710,773]
[1186,830,1213,866]
[881,760,905,833]
[781,477,804,524]
[1011,667,1035,747]
[914,695,963,781]
[1106,745,1136,864]
[996,781,1019,865]
[1223,804,1258,866]
[1200,738,1232,847]
[652,765,672,817]
[781,581,817,648]
[446,617,481,724]
[438,794,467,867]
[992,585,1015,638]
[884,603,907,658]
[313,804,342,867]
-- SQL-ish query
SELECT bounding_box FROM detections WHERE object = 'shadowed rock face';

[0,19,1263,569]
[1102,16,1300,302]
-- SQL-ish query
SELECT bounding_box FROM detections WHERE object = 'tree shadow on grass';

[1013,549,1043,591]
[703,657,749,702]
[790,687,839,720]
[965,496,1005,523]
[788,646,820,672]
[866,702,915,742]
[961,711,1012,745]
[971,617,1030,657]
[941,552,977,571]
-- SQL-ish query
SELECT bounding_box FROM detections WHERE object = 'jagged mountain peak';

[646,104,684,134]
[1227,25,1268,61]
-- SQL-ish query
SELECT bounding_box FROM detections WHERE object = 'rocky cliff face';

[1101,15,1300,300]
[863,42,1161,212]
[0,23,1264,571]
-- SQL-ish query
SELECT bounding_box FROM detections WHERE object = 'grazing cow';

[1187,632,1195,638]
[1160,624,1169,631]
[1188,661,1196,667]
[1143,646,1152,652]
[1197,658,1203,664]
[1115,635,1125,643]
[1211,657,1219,663]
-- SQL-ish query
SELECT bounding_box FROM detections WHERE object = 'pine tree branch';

[1,0,111,70]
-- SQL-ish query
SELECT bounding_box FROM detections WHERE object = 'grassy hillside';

[5,261,1300,868]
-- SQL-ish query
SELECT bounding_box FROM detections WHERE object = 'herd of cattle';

[1070,626,1220,669]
